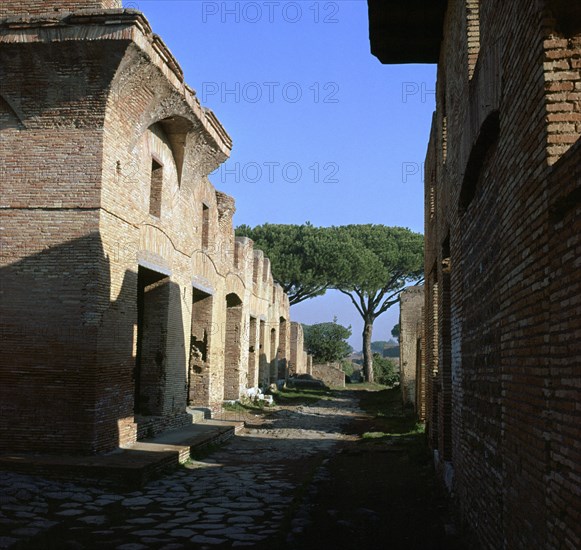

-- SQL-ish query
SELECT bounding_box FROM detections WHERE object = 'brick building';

[369,0,580,548]
[398,286,425,419]
[0,0,306,455]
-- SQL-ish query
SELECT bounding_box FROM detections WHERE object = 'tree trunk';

[362,320,374,383]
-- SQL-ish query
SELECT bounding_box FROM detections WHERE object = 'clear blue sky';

[131,0,436,349]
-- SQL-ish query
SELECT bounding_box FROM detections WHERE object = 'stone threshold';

[0,419,244,490]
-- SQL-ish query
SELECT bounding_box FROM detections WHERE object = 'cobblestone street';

[1,393,362,549]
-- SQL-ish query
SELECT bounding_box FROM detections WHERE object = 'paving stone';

[168,515,200,524]
[12,527,42,537]
[69,493,93,503]
[202,506,230,515]
[60,540,86,550]
[208,527,247,536]
[14,511,36,519]
[198,497,229,504]
[228,516,254,524]
[2,505,33,513]
[189,535,226,545]
[227,533,267,542]
[29,520,58,529]
[156,499,184,506]
[222,502,260,510]
[202,514,226,522]
[121,497,153,507]
[225,509,265,517]
[0,519,18,528]
[84,506,105,512]
[168,528,195,537]
[153,522,181,529]
[77,516,107,525]
[187,523,225,530]
[130,529,164,536]
[186,502,208,509]
[56,509,85,517]
[126,518,156,525]
[93,499,119,506]
[45,492,74,500]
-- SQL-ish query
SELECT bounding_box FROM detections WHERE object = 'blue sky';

[131,0,436,349]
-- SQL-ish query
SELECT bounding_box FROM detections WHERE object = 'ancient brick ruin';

[371,0,580,548]
[398,286,425,419]
[0,0,308,455]
[311,363,346,389]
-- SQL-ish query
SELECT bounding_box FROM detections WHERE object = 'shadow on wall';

[0,231,187,454]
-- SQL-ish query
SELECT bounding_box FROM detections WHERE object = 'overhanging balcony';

[368,0,447,64]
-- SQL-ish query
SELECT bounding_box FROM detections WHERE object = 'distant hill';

[351,340,400,362]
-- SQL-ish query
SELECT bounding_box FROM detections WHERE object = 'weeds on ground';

[356,387,426,449]
[347,382,389,391]
[274,387,333,405]
[222,399,269,413]
[362,422,425,440]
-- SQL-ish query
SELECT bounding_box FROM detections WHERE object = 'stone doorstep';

[0,419,244,490]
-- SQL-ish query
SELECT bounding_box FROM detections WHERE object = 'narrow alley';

[0,388,467,550]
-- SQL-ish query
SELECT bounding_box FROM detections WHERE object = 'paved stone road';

[0,394,361,549]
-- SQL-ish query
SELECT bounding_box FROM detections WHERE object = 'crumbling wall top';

[0,1,121,18]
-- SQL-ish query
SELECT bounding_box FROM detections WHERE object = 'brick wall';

[188,288,213,407]
[311,363,345,389]
[0,6,294,454]
[289,322,307,375]
[224,294,243,400]
[258,319,268,386]
[415,310,426,422]
[369,0,580,547]
[277,317,289,380]
[545,139,581,549]
[423,1,581,548]
[399,286,424,409]
[0,1,121,17]
[246,315,258,387]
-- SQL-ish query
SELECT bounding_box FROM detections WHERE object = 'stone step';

[186,407,209,423]
[0,419,244,490]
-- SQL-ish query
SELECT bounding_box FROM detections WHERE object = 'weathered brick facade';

[369,0,581,548]
[311,363,345,389]
[0,2,306,455]
[289,322,308,376]
[399,286,425,419]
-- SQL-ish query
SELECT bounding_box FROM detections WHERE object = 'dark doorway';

[135,265,170,416]
[248,316,258,387]
[189,288,213,406]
